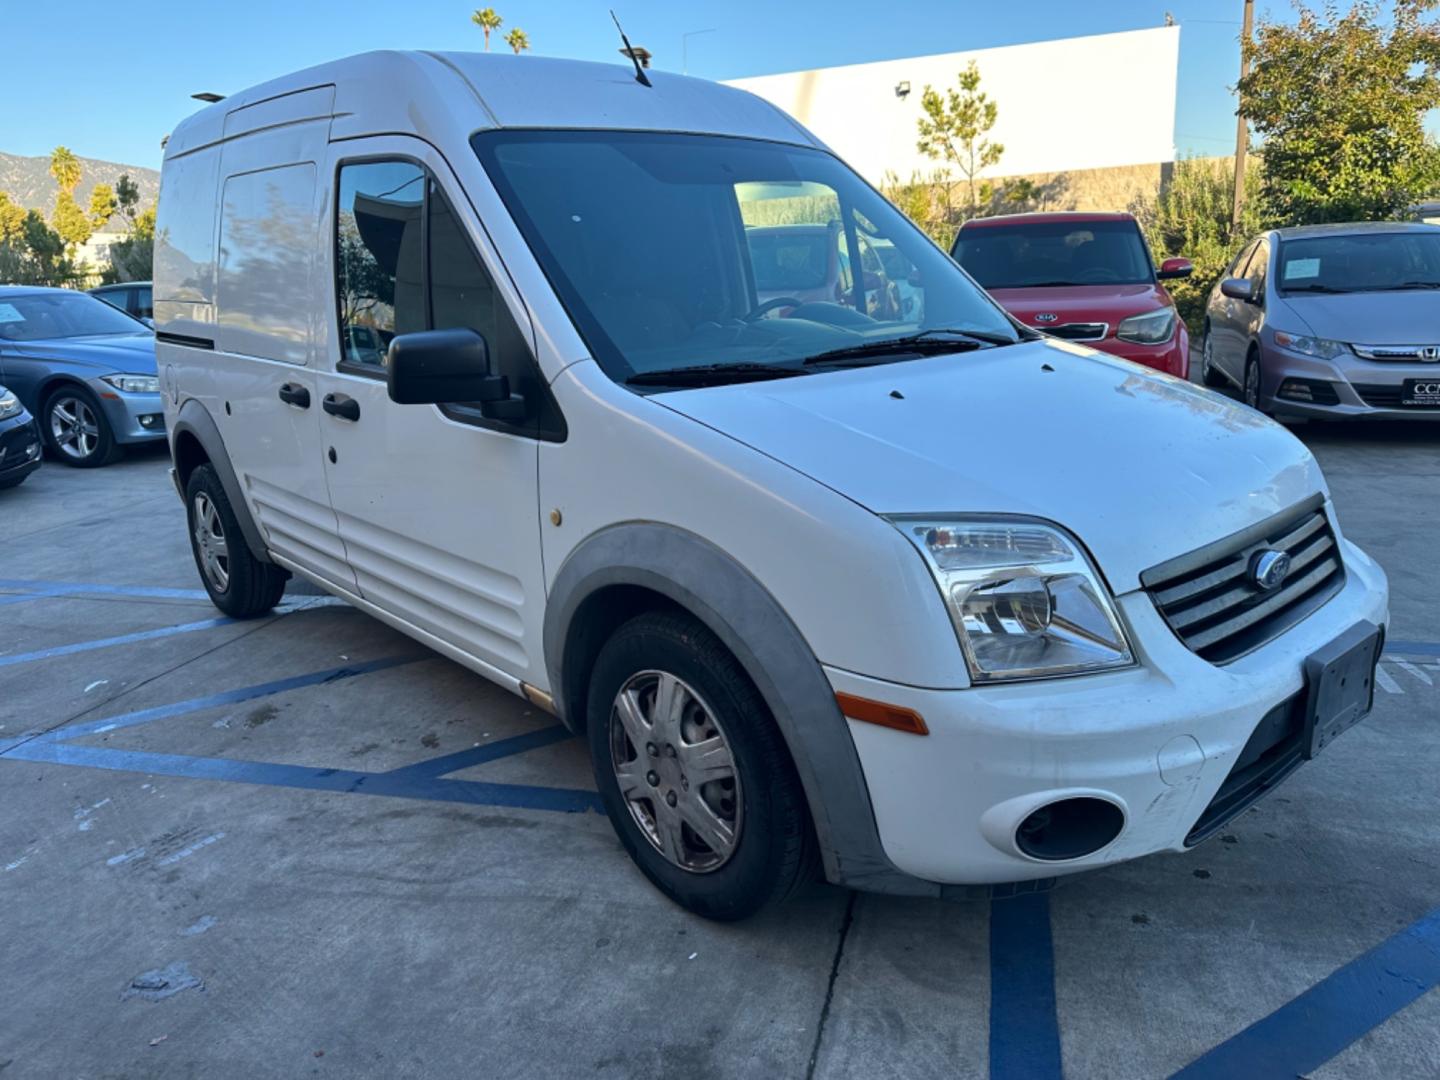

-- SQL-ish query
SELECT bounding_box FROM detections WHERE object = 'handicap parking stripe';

[0,576,213,602]
[0,616,235,668]
[989,893,1064,1080]
[1169,905,1440,1079]
[0,654,602,814]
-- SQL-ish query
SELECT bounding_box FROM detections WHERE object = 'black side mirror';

[386,328,525,421]
[1220,277,1258,303]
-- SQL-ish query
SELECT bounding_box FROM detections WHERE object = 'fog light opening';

[1015,797,1124,861]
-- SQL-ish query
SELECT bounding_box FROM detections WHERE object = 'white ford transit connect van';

[156,51,1388,920]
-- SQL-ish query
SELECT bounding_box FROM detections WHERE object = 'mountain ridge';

[0,151,161,229]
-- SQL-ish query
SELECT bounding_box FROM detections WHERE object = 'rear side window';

[334,159,561,437]
[135,286,153,319]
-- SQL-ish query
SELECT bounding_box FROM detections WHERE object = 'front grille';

[1185,693,1305,846]
[1141,496,1345,664]
[1045,322,1107,342]
[1354,383,1440,408]
[1351,343,1440,362]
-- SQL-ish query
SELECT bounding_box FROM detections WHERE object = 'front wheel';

[587,612,814,920]
[42,386,121,467]
[1200,326,1228,388]
[184,464,287,617]
[1243,352,1267,413]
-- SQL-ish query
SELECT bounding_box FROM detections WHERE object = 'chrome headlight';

[100,373,160,394]
[0,387,22,421]
[1272,330,1346,359]
[1114,307,1176,345]
[889,517,1135,683]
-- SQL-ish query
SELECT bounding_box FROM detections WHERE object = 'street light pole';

[682,27,717,75]
[1231,0,1255,235]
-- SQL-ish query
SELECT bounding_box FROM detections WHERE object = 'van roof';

[164,50,822,159]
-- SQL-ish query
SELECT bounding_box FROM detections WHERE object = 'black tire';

[587,611,815,920]
[41,385,122,468]
[1243,351,1268,414]
[1200,325,1228,388]
[184,463,287,618]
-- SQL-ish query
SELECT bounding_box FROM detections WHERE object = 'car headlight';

[0,388,21,421]
[100,373,160,394]
[889,517,1135,683]
[1272,330,1346,359]
[1114,307,1176,345]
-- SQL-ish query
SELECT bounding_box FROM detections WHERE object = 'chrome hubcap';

[192,492,230,592]
[609,671,742,873]
[50,397,99,460]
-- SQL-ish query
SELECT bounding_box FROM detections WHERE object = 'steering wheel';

[745,297,804,321]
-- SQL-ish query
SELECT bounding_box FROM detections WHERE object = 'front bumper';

[828,534,1388,886]
[0,415,43,483]
[1261,348,1440,420]
[93,384,166,444]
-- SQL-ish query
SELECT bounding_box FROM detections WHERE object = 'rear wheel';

[184,464,287,617]
[587,611,814,920]
[1200,325,1228,388]
[42,386,121,467]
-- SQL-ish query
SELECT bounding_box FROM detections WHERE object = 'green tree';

[89,183,117,229]
[505,27,530,54]
[916,61,1004,238]
[471,7,502,50]
[1133,156,1271,335]
[114,173,143,227]
[104,206,156,283]
[0,191,25,242]
[1239,0,1440,224]
[52,191,93,251]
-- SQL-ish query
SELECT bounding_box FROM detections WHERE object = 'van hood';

[654,340,1326,591]
[986,283,1173,332]
[1277,291,1440,345]
[3,333,157,374]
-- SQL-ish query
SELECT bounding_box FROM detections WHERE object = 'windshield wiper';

[802,328,1015,367]
[625,362,805,388]
[1283,283,1353,294]
[1353,280,1440,291]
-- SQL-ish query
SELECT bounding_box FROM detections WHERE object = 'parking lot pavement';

[1,429,1437,1080]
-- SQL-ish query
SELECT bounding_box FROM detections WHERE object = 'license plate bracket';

[1302,621,1382,760]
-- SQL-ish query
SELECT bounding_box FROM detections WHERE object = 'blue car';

[0,384,42,488]
[0,286,164,467]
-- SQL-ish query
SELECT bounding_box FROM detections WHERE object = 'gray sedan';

[0,286,165,466]
[1199,222,1440,419]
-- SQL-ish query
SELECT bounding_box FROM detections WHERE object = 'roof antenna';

[611,10,652,88]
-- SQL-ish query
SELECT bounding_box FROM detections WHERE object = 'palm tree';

[471,8,502,51]
[505,27,530,54]
[49,147,82,195]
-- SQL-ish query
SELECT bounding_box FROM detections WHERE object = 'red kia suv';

[952,212,1192,378]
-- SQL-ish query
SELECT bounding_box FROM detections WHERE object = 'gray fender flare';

[170,399,272,564]
[543,522,934,896]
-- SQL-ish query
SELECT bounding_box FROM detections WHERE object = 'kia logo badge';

[1421,345,1439,362]
[1034,313,1058,323]
[1250,550,1292,592]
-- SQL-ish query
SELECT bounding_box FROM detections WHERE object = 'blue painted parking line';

[1170,905,1440,1079]
[0,616,235,668]
[0,654,602,814]
[1387,638,1440,658]
[0,591,63,608]
[989,892,1064,1080]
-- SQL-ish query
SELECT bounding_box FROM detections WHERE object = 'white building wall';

[725,27,1180,186]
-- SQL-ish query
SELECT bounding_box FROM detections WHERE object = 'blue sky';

[6,0,1285,170]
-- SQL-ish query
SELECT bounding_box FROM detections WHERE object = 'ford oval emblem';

[1249,550,1292,592]
[1034,313,1058,323]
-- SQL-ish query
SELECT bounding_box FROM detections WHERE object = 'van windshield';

[473,131,1019,385]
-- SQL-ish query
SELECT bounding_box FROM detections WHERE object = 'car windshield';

[954,219,1155,289]
[1277,231,1440,294]
[0,291,147,341]
[472,131,1020,383]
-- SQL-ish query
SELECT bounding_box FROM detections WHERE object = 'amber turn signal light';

[835,692,928,735]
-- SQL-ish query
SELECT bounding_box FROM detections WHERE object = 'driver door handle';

[278,382,310,408]
[322,392,360,422]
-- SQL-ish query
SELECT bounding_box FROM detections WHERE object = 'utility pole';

[1231,0,1254,234]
